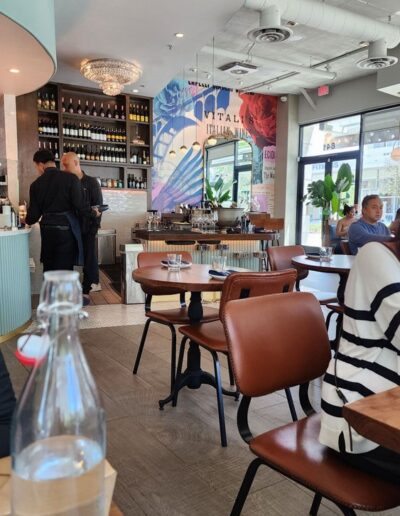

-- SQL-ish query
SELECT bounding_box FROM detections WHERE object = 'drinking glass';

[211,255,226,271]
[319,246,333,262]
[167,253,182,272]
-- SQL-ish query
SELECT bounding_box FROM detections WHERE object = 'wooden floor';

[89,269,121,305]
[2,325,399,516]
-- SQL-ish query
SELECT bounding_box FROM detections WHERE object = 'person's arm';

[359,244,400,350]
[336,219,347,237]
[25,182,41,225]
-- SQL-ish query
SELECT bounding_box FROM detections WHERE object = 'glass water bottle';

[11,271,106,516]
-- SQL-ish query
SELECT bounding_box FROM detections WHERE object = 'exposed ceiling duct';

[247,5,293,43]
[202,45,336,80]
[356,39,398,70]
[244,0,400,49]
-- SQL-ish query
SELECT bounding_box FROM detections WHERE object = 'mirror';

[204,138,253,211]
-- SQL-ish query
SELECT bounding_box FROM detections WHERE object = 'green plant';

[306,163,353,219]
[205,177,236,208]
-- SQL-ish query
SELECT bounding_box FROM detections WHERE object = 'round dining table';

[291,254,355,303]
[133,263,243,408]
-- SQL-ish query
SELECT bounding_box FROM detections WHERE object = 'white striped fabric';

[319,242,400,454]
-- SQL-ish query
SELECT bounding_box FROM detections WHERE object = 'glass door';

[299,161,326,246]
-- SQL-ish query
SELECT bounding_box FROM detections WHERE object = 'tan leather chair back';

[268,245,308,281]
[136,252,192,296]
[219,270,297,317]
[223,292,331,397]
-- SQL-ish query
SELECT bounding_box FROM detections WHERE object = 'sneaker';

[82,295,91,307]
[90,283,102,292]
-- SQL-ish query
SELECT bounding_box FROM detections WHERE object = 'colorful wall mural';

[152,79,277,213]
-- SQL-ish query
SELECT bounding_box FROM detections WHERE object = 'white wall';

[298,73,399,125]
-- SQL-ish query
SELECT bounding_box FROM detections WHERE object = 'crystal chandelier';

[80,58,142,95]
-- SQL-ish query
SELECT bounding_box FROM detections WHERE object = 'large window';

[360,107,400,225]
[205,140,252,211]
[298,107,400,245]
[298,115,360,246]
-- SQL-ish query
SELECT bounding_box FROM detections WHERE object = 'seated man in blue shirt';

[348,194,392,254]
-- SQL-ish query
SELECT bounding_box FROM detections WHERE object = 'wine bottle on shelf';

[76,99,82,114]
[90,146,95,161]
[84,100,90,116]
[91,101,97,117]
[143,150,147,165]
[50,94,56,111]
[78,123,83,138]
[37,91,42,109]
[99,102,105,117]
[120,105,125,120]
[140,105,145,122]
[144,105,149,123]
[43,93,50,110]
[113,104,119,119]
[61,97,66,113]
[68,98,74,114]
[53,121,58,136]
[106,104,112,118]
[54,142,59,159]
[143,177,147,189]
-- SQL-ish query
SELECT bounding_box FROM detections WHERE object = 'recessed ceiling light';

[359,41,369,47]
[9,68,20,74]
[174,33,184,38]
[132,89,139,93]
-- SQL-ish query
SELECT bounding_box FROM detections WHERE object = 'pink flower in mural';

[239,93,277,148]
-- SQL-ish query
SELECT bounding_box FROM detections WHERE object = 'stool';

[196,243,211,264]
[233,251,250,268]
[253,251,268,272]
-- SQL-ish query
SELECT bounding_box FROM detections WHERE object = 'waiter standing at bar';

[25,149,83,272]
[61,152,102,305]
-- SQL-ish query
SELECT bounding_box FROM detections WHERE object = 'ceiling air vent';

[357,39,398,70]
[218,62,258,75]
[247,5,293,43]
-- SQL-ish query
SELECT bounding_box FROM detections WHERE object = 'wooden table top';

[343,387,400,454]
[134,230,279,241]
[133,264,241,292]
[292,254,355,274]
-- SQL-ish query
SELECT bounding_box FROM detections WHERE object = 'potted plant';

[305,163,353,245]
[205,177,243,228]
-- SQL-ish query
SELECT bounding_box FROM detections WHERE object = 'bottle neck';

[46,311,80,352]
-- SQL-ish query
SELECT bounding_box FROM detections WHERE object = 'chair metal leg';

[133,318,152,374]
[168,324,177,392]
[336,505,356,516]
[230,458,264,516]
[227,355,235,386]
[309,493,322,515]
[284,387,298,421]
[172,336,188,407]
[211,351,227,447]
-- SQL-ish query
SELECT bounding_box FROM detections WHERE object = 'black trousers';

[40,226,77,272]
[82,232,99,295]
[0,351,16,458]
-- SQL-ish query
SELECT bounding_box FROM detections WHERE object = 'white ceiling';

[52,0,400,98]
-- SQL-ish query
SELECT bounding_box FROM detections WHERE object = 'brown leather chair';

[177,269,297,447]
[223,292,400,515]
[132,252,219,391]
[267,244,337,304]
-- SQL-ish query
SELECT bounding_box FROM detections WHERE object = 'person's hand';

[92,207,101,217]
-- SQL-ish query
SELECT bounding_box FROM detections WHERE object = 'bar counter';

[134,230,279,270]
[0,229,32,342]
[135,230,278,242]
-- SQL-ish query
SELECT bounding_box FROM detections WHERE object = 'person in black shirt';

[0,351,16,458]
[25,149,84,272]
[61,152,102,303]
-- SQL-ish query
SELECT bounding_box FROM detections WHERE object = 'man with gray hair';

[61,152,103,305]
[348,194,392,255]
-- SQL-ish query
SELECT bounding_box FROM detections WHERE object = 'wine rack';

[35,83,153,191]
